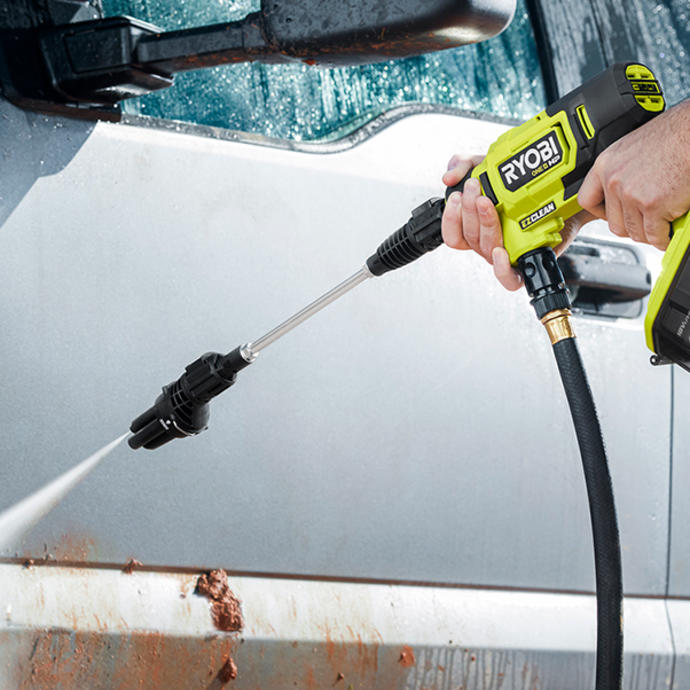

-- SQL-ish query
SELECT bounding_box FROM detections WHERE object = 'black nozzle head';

[128,381,212,450]
[128,347,252,451]
[517,247,571,319]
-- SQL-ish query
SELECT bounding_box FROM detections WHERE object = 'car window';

[103,0,546,141]
[591,0,689,106]
[531,0,688,107]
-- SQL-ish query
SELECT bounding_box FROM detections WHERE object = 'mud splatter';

[217,656,238,683]
[196,570,244,633]
[399,646,415,667]
[122,558,143,575]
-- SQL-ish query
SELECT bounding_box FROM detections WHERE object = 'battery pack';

[645,212,690,371]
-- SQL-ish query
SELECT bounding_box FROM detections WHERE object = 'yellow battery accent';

[577,105,595,139]
[625,63,665,112]
[645,212,690,370]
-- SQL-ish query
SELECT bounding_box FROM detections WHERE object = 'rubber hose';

[552,337,623,689]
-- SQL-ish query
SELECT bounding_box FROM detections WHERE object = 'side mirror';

[257,0,516,65]
[0,0,515,110]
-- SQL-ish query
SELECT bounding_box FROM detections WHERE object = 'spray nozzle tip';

[128,349,252,451]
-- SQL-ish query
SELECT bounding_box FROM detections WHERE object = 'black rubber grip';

[366,198,445,276]
[366,167,479,277]
[552,337,623,690]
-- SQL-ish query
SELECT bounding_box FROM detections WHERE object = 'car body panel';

[0,563,675,689]
[0,99,671,597]
[669,370,690,597]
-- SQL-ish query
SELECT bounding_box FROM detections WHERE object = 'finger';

[578,166,607,219]
[441,192,470,250]
[622,205,645,243]
[477,196,503,263]
[441,154,485,187]
[556,209,597,256]
[442,161,474,187]
[492,247,523,291]
[605,193,628,238]
[643,213,672,251]
[574,209,597,226]
[447,154,461,171]
[461,178,481,252]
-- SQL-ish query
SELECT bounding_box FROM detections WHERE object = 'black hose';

[552,337,623,689]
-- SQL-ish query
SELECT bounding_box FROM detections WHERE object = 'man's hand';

[441,156,592,291]
[578,99,690,251]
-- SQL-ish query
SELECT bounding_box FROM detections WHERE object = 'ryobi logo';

[498,131,563,192]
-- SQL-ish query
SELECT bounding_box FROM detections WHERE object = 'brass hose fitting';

[541,308,575,345]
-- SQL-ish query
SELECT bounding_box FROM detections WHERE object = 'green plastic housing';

[468,63,664,265]
[645,212,690,370]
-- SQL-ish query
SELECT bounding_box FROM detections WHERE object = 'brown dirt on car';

[217,656,238,683]
[196,569,244,633]
[121,558,143,574]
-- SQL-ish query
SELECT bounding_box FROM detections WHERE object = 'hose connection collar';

[541,308,575,345]
[517,246,571,319]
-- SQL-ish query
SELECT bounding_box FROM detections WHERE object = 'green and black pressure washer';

[129,63,689,690]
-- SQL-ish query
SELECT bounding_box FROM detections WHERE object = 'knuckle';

[639,195,660,214]
[608,222,625,237]
[597,149,611,166]
[606,174,623,194]
[628,227,644,242]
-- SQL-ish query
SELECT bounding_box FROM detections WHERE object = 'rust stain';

[6,576,244,690]
[322,623,381,685]
[398,645,416,668]
[52,534,98,562]
[304,664,318,690]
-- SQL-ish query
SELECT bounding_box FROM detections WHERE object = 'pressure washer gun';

[127,62,679,690]
[128,62,669,452]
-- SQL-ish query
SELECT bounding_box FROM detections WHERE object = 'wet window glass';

[589,0,689,106]
[531,0,688,107]
[103,0,546,141]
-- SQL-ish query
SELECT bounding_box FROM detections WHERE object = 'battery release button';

[661,304,690,346]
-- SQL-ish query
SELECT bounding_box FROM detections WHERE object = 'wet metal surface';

[0,563,674,688]
[0,95,673,598]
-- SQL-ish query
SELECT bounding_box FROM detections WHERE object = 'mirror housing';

[259,0,516,65]
[0,0,516,111]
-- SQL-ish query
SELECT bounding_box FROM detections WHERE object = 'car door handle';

[558,252,652,303]
[555,238,652,320]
